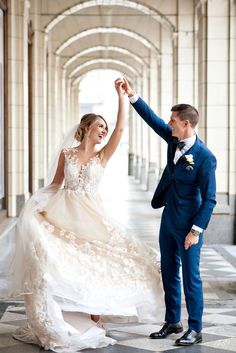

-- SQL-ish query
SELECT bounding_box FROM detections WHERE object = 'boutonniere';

[184,154,194,170]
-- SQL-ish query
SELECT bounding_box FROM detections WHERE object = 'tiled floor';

[1,177,236,352]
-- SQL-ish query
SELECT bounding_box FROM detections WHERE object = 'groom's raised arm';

[130,94,172,143]
[122,78,172,143]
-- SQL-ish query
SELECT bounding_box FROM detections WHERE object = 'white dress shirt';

[129,93,139,104]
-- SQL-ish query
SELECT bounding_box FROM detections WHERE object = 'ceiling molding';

[56,27,159,55]
[71,59,138,86]
[63,45,148,69]
[44,0,175,34]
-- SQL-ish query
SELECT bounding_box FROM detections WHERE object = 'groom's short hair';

[171,104,199,127]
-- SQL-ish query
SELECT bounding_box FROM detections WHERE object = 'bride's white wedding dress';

[1,148,163,352]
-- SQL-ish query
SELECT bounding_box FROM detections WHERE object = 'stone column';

[160,27,174,177]
[54,55,65,148]
[173,0,195,104]
[55,58,74,141]
[46,41,59,163]
[8,0,30,216]
[197,0,235,243]
[229,0,236,242]
[30,0,47,190]
[197,0,207,141]
[128,78,138,177]
[61,68,68,132]
[70,81,75,124]
[147,50,159,192]
[76,86,80,124]
[128,106,135,176]
[69,79,79,126]
[140,66,149,186]
[134,77,142,181]
[66,77,72,127]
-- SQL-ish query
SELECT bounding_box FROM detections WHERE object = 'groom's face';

[168,112,187,140]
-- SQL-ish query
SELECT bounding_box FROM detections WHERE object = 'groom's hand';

[122,77,135,97]
[184,232,199,250]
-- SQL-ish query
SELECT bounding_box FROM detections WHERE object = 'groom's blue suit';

[131,97,217,332]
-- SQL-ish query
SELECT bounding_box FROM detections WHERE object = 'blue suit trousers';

[159,207,203,332]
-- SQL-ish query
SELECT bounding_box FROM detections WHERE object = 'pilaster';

[7,0,30,216]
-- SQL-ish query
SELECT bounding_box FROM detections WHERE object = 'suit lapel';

[168,138,178,172]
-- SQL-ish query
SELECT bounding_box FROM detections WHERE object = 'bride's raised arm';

[100,78,126,163]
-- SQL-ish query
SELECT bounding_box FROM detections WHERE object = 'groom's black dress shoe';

[175,329,202,346]
[149,322,183,339]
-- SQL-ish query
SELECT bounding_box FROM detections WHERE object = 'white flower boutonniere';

[184,154,194,170]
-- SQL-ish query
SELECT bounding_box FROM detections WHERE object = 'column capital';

[195,0,207,7]
[24,0,31,9]
[195,0,207,16]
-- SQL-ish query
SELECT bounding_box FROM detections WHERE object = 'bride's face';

[87,117,108,144]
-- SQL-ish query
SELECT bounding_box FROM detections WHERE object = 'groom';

[122,79,216,346]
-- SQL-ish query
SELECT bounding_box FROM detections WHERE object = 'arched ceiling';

[64,46,146,78]
[43,0,175,34]
[75,68,135,88]
[72,60,139,86]
[37,0,177,84]
[58,31,152,66]
[56,27,158,55]
[63,46,148,69]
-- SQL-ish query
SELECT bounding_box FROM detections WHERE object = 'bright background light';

[79,69,130,220]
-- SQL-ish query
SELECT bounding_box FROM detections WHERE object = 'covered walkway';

[0,0,236,346]
[0,1,236,350]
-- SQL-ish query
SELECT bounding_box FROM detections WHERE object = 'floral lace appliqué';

[63,149,104,195]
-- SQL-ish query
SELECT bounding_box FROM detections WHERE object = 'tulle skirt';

[0,185,163,352]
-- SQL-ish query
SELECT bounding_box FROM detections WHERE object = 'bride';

[0,78,162,352]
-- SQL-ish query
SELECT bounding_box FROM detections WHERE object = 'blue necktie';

[177,141,185,150]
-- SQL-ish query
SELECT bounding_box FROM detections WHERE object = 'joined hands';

[115,77,135,97]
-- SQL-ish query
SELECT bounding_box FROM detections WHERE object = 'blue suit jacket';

[132,97,217,230]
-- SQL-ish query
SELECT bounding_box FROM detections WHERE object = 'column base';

[135,155,141,181]
[16,194,26,216]
[147,162,157,192]
[204,194,236,244]
[205,213,235,244]
[38,178,44,188]
[128,153,135,176]
[140,158,147,185]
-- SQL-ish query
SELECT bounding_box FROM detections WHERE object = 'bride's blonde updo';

[75,113,108,142]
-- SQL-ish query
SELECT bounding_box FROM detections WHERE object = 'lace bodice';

[63,148,104,195]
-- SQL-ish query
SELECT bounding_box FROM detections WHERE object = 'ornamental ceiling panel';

[61,46,148,69]
[45,5,163,54]
[58,32,152,63]
[65,48,143,78]
[40,0,177,29]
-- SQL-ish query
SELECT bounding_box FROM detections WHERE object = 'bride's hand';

[114,78,125,96]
